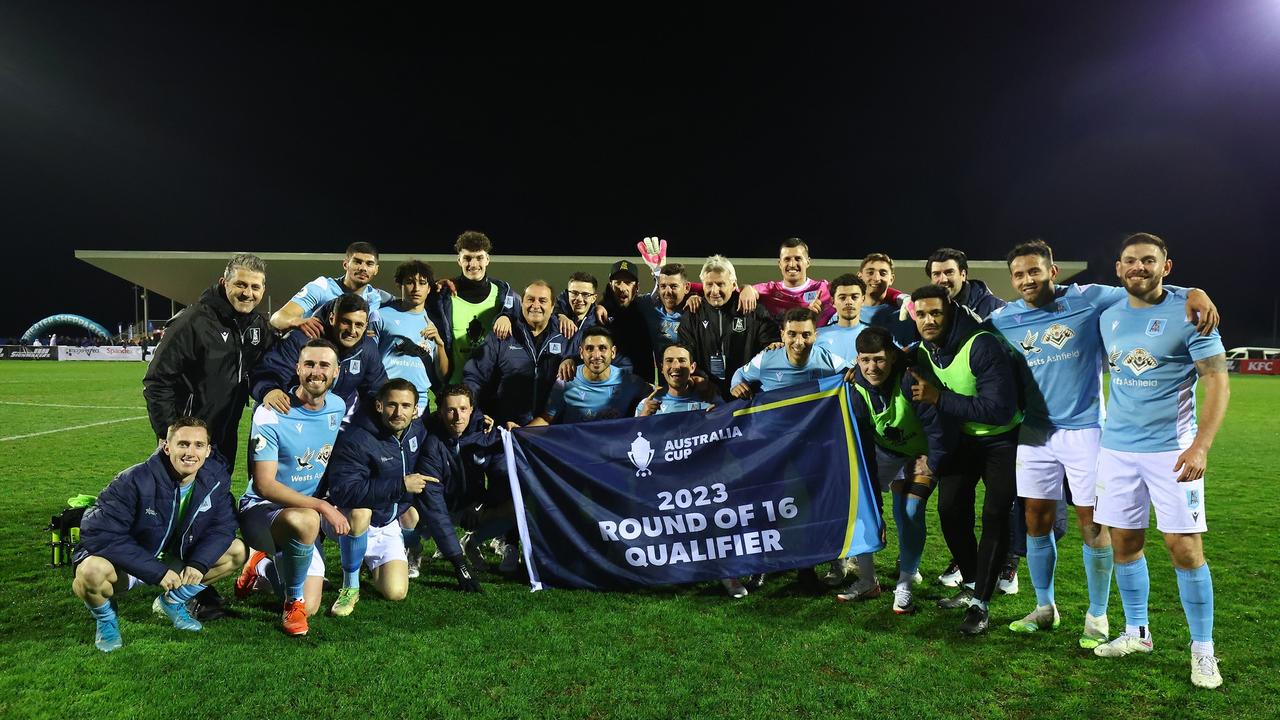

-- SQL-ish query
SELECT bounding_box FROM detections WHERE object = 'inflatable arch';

[21,314,113,343]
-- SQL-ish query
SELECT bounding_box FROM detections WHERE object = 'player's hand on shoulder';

[737,285,759,312]
[296,316,325,339]
[558,315,578,338]
[492,315,512,340]
[558,358,577,381]
[264,389,292,415]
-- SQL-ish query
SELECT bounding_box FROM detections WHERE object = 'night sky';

[3,2,1278,343]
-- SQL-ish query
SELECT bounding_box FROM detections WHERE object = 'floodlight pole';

[142,287,149,339]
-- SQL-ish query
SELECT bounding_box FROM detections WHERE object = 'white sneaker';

[499,543,520,574]
[822,558,850,587]
[1190,651,1223,689]
[1079,612,1109,649]
[997,566,1019,595]
[910,570,923,586]
[836,578,882,602]
[938,561,962,587]
[1008,604,1060,634]
[721,578,748,599]
[892,586,916,615]
[1094,630,1154,658]
[406,548,421,579]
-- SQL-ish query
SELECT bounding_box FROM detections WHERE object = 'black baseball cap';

[609,260,639,282]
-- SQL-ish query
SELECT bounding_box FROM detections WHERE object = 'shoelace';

[1195,654,1219,676]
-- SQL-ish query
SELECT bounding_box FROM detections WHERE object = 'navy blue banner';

[502,376,885,590]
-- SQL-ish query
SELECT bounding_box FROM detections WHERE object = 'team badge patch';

[1122,348,1159,376]
[409,436,418,453]
[504,295,515,309]
[1145,319,1166,337]
[732,318,746,332]
[549,342,562,354]
[328,414,339,430]
[1186,489,1201,510]
[1041,323,1074,350]
[249,327,261,345]
[803,290,818,303]
[349,359,361,374]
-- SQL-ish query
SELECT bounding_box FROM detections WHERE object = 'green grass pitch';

[0,361,1277,719]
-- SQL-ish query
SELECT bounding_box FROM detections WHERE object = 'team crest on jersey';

[249,327,261,345]
[1041,323,1074,350]
[316,444,332,466]
[504,295,515,309]
[549,342,562,354]
[328,414,339,430]
[803,291,818,303]
[409,436,418,453]
[1186,488,1200,510]
[252,434,267,452]
[732,318,746,332]
[1018,330,1041,354]
[349,359,361,374]
[1145,319,1166,337]
[1122,348,1159,376]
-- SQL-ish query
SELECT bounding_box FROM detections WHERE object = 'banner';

[1237,358,1280,375]
[56,346,144,361]
[503,376,884,591]
[0,345,56,360]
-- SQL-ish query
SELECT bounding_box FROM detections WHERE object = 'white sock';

[1126,624,1150,639]
[1191,640,1215,656]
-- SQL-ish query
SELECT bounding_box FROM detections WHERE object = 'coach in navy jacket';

[463,296,570,427]
[251,295,388,415]
[75,445,240,586]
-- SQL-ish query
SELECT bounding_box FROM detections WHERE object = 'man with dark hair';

[816,274,867,360]
[730,308,850,400]
[1090,233,1228,689]
[858,253,916,346]
[839,326,955,612]
[236,338,348,636]
[252,293,388,419]
[144,252,272,471]
[926,247,1005,320]
[746,237,835,323]
[271,242,391,338]
[322,379,482,617]
[532,326,652,425]
[427,384,506,572]
[376,260,448,416]
[635,344,722,417]
[678,255,781,399]
[558,271,600,327]
[908,283,1022,635]
[990,239,1217,646]
[72,418,246,652]
[594,258,659,381]
[429,230,520,384]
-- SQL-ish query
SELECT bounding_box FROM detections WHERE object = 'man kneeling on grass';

[72,417,246,652]
[323,379,482,617]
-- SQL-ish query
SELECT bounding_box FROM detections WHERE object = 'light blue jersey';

[815,323,865,362]
[375,300,437,414]
[635,295,683,355]
[291,276,391,319]
[732,343,848,392]
[1100,291,1224,453]
[635,387,722,416]
[546,366,652,423]
[859,303,917,347]
[243,393,347,503]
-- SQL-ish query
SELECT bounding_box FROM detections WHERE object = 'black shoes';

[959,604,990,635]
[937,586,975,610]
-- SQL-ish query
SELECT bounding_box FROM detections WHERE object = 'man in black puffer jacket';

[144,253,273,471]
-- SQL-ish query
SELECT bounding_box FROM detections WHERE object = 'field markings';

[0,400,147,410]
[0,415,149,442]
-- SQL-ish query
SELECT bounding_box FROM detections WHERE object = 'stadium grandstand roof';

[75,250,1086,314]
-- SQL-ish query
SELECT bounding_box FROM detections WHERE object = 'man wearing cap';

[596,258,658,382]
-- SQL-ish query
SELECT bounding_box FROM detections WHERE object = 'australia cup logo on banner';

[627,432,654,477]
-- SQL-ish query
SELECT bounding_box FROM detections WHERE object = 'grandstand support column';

[142,287,149,337]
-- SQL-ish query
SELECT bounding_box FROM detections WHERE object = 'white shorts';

[237,500,327,577]
[1016,425,1100,506]
[1093,448,1207,534]
[320,517,407,571]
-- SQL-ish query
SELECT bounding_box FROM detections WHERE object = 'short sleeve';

[291,278,327,314]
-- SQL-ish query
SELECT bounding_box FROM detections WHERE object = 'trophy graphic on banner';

[627,432,654,477]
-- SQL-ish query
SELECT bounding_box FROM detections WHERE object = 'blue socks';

[280,538,314,601]
[87,600,116,621]
[1176,563,1214,644]
[339,531,369,589]
[892,493,927,582]
[1082,544,1114,617]
[165,583,205,604]
[1115,556,1150,629]
[1026,534,1057,607]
